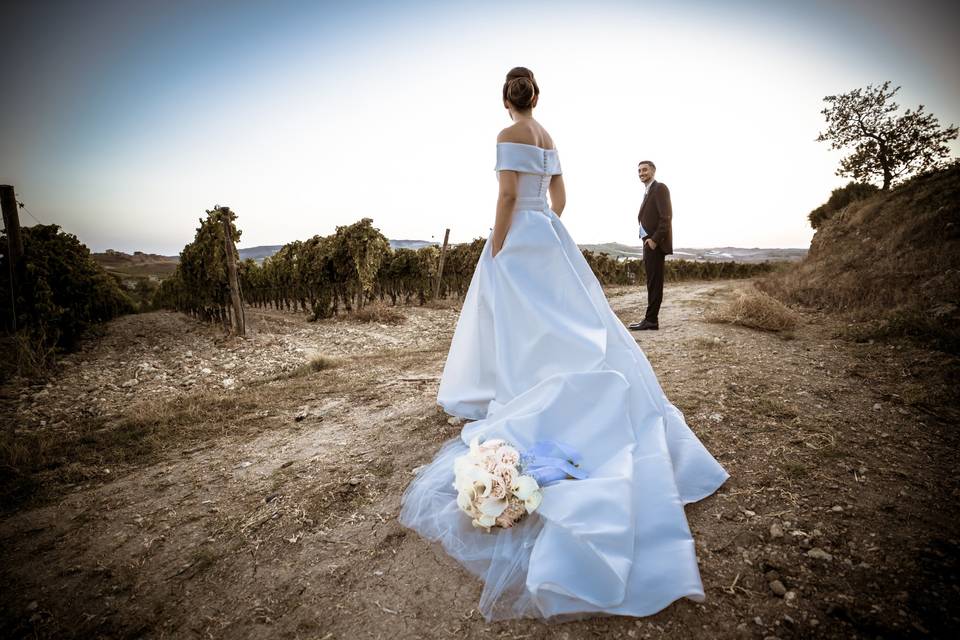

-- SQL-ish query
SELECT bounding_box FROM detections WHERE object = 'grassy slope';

[760,164,960,353]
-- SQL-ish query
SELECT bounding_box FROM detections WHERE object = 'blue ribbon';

[520,440,589,486]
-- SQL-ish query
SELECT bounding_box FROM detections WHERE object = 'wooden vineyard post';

[1,185,23,332]
[434,228,450,300]
[220,209,245,336]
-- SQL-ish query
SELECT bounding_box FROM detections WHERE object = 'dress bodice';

[495,142,562,202]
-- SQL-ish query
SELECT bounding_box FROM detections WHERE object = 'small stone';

[348,477,361,485]
[769,580,787,597]
[872,402,881,410]
[222,378,235,388]
[121,378,139,388]
[807,548,833,561]
[753,616,763,626]
[769,523,784,539]
[784,591,797,602]
[447,416,464,426]
[831,505,843,512]
[26,601,38,611]
[201,367,212,375]
[709,412,724,423]
[764,569,780,582]
[743,509,756,517]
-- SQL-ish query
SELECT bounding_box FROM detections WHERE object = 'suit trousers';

[643,242,665,323]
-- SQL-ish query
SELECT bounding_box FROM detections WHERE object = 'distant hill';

[580,243,807,263]
[389,239,439,250]
[95,241,806,280]
[92,249,178,278]
[237,241,804,263]
[238,245,283,262]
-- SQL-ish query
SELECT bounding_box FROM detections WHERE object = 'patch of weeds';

[754,396,800,420]
[349,304,406,325]
[782,460,808,478]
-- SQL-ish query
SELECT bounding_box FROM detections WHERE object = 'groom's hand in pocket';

[645,238,657,250]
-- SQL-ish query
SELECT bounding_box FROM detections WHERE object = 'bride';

[399,67,729,622]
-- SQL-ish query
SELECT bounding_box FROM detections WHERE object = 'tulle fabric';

[399,143,729,621]
[399,438,545,620]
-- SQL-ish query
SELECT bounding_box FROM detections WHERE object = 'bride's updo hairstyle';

[503,67,539,111]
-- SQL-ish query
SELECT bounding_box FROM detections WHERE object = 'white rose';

[479,496,509,518]
[480,438,506,451]
[511,475,539,501]
[456,487,474,512]
[524,489,543,513]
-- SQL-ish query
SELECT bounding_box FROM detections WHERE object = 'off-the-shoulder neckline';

[496,141,558,152]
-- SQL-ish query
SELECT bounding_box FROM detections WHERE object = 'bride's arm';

[549,174,566,217]
[492,170,518,258]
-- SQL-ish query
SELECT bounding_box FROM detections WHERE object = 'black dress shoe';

[628,320,659,331]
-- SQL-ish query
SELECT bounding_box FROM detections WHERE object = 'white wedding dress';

[399,142,729,622]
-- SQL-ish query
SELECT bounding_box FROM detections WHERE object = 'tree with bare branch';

[817,81,957,190]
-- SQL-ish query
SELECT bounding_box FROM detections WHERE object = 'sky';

[2,0,958,255]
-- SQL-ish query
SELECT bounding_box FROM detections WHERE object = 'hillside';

[581,243,807,263]
[92,249,178,278]
[760,164,960,353]
[95,243,806,278]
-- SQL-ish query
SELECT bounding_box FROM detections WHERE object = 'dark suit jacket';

[638,180,673,255]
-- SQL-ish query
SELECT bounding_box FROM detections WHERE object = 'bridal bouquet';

[453,436,587,532]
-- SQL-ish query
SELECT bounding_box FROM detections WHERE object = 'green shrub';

[808,181,880,229]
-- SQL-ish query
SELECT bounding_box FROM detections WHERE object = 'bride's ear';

[531,95,539,109]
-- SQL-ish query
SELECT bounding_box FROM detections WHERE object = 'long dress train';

[399,142,729,621]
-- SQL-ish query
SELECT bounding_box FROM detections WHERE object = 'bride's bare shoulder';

[497,122,555,149]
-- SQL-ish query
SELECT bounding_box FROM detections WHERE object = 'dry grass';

[759,164,960,353]
[424,297,462,310]
[0,388,267,511]
[348,303,407,324]
[706,287,800,333]
[268,354,343,381]
[690,335,727,350]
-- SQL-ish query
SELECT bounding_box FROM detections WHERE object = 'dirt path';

[2,281,957,639]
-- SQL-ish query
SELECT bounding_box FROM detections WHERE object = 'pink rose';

[496,446,520,467]
[489,478,507,500]
[494,463,516,488]
[481,454,498,472]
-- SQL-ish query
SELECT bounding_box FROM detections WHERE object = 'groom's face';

[638,163,654,184]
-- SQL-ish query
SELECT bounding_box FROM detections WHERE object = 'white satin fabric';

[399,142,729,621]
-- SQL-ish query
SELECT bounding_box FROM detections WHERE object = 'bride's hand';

[492,170,518,259]
[491,235,506,258]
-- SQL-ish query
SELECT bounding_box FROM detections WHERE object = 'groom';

[628,160,673,331]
